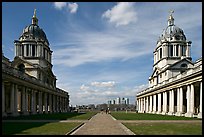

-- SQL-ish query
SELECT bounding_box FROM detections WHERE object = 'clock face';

[175,35,180,40]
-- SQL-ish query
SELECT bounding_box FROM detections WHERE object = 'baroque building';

[2,9,70,117]
[136,11,202,118]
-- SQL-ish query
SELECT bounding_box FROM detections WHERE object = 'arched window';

[18,64,25,73]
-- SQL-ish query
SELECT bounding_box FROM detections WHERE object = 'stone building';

[136,11,202,118]
[2,9,70,117]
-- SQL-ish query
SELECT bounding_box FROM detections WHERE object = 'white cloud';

[91,81,116,87]
[102,2,137,27]
[80,84,90,91]
[53,2,67,10]
[68,3,78,13]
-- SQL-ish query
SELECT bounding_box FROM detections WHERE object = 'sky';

[2,2,202,106]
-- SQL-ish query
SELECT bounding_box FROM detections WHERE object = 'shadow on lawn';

[2,122,49,135]
[2,112,96,135]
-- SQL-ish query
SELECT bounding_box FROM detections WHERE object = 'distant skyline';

[2,2,202,106]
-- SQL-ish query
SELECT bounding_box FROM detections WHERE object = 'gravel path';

[70,112,135,135]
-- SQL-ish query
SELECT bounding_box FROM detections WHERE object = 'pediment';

[12,57,35,68]
[167,58,194,70]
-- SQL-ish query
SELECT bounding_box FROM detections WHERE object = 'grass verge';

[123,122,202,135]
[111,111,200,120]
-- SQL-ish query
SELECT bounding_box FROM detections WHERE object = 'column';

[13,84,19,116]
[180,87,183,114]
[21,86,27,114]
[31,90,36,114]
[38,92,43,114]
[10,83,15,114]
[138,99,141,112]
[198,81,202,118]
[153,94,156,113]
[143,98,145,113]
[172,89,174,114]
[2,81,6,117]
[53,95,56,113]
[149,95,153,113]
[185,85,192,117]
[162,92,167,115]
[190,84,194,114]
[146,96,149,113]
[168,90,172,115]
[25,88,29,115]
[157,93,161,114]
[173,45,175,56]
[175,88,180,116]
[44,93,48,113]
[49,94,53,113]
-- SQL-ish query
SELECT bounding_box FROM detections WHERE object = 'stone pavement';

[70,112,135,135]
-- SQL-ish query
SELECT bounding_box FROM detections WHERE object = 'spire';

[32,9,38,25]
[168,10,174,26]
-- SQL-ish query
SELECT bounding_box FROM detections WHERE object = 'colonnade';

[137,81,202,118]
[15,43,52,63]
[2,81,69,117]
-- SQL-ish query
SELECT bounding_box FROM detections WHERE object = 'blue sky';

[2,2,202,106]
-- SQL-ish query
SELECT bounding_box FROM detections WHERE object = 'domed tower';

[149,11,194,87]
[13,9,56,87]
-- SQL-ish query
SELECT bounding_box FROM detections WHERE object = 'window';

[18,64,25,73]
[32,45,35,57]
[182,46,186,56]
[160,48,162,59]
[26,44,29,56]
[22,45,24,56]
[169,45,173,56]
[181,63,187,68]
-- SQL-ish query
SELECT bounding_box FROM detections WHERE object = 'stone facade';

[2,9,69,117]
[136,11,202,118]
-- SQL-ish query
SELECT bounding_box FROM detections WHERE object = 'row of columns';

[154,44,191,64]
[2,81,69,117]
[137,81,202,118]
[15,44,52,63]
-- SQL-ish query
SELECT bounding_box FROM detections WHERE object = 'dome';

[20,24,49,45]
[157,11,186,43]
[19,9,49,45]
[159,25,186,40]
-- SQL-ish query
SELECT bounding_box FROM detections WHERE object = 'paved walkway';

[70,112,135,135]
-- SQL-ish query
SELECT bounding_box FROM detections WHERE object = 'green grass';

[2,122,82,135]
[3,111,97,120]
[111,111,200,120]
[123,122,202,135]
[2,112,97,135]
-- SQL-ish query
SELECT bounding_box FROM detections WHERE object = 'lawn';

[2,122,82,135]
[123,122,202,135]
[110,111,200,120]
[2,111,97,135]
